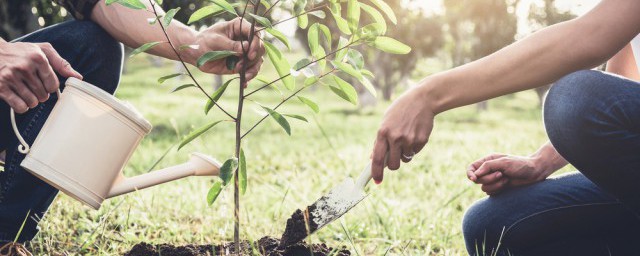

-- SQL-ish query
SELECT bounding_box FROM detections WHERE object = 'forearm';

[606,43,640,81]
[530,142,568,177]
[421,0,640,114]
[90,0,199,64]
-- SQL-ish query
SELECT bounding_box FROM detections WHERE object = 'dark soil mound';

[123,236,350,256]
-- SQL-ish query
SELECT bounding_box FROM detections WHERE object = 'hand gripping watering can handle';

[355,151,389,189]
[10,90,62,154]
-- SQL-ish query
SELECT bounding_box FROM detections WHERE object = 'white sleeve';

[631,34,640,74]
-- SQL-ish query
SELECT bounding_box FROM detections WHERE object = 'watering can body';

[10,78,220,209]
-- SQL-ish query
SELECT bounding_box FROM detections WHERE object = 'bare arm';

[90,1,264,79]
[606,43,640,81]
[371,0,640,183]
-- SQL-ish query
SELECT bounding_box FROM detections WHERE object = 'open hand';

[467,153,552,195]
[192,17,265,82]
[0,41,82,113]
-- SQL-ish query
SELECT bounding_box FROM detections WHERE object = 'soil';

[123,236,350,256]
[278,204,319,248]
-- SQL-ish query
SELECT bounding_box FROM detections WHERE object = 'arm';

[90,1,264,79]
[467,142,568,195]
[606,43,640,81]
[371,0,640,183]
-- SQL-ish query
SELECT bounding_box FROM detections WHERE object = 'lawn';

[27,55,570,255]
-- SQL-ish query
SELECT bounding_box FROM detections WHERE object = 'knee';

[543,70,606,152]
[463,199,504,255]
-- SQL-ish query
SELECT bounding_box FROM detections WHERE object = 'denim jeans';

[0,21,123,242]
[463,70,640,255]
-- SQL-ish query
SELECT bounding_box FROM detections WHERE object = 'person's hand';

[191,17,265,82]
[0,41,82,113]
[371,85,436,184]
[467,153,553,195]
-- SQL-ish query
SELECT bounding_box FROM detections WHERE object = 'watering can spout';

[107,152,221,198]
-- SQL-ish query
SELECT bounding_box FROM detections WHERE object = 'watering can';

[9,77,221,210]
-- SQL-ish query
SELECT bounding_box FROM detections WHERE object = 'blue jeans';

[0,21,123,242]
[463,70,640,255]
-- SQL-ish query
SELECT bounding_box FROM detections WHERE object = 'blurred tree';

[444,0,519,111]
[295,0,443,102]
[528,0,576,106]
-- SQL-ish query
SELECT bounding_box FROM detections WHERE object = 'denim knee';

[462,199,504,255]
[543,70,610,155]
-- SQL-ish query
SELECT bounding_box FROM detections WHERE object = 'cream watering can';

[9,77,221,210]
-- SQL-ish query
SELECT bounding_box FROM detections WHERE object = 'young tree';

[108,0,410,251]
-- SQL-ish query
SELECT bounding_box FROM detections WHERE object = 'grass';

[27,55,571,255]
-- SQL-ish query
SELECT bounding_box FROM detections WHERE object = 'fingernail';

[374,179,382,185]
[496,172,502,178]
[469,176,476,181]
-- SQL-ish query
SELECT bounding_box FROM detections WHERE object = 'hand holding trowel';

[278,153,389,248]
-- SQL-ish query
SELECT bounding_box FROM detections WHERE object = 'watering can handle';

[10,90,62,154]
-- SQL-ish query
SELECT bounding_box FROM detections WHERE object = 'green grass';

[28,56,571,255]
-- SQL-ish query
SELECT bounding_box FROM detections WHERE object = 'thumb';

[474,159,505,177]
[40,44,82,79]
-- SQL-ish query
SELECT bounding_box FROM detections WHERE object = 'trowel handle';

[355,152,389,189]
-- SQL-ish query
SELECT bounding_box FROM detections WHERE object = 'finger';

[248,34,262,60]
[469,153,507,171]
[474,159,506,177]
[475,171,503,184]
[371,132,388,184]
[387,141,402,170]
[482,178,510,195]
[10,82,39,109]
[400,144,414,163]
[39,43,82,79]
[467,166,478,182]
[231,17,253,38]
[35,58,60,93]
[1,92,29,114]
[23,71,48,102]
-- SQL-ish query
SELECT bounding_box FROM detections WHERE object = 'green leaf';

[178,120,224,150]
[308,10,326,19]
[219,158,238,186]
[297,96,319,113]
[264,41,294,90]
[205,78,236,114]
[212,0,237,16]
[284,114,308,122]
[259,0,271,10]
[360,23,385,40]
[361,69,375,78]
[331,11,351,35]
[361,77,377,97]
[206,181,223,205]
[188,5,225,24]
[329,75,358,105]
[130,42,162,57]
[311,46,326,71]
[158,73,183,84]
[360,3,387,34]
[171,84,195,93]
[239,149,247,195]
[335,37,350,62]
[197,51,237,67]
[107,0,146,9]
[163,7,180,27]
[248,13,272,28]
[317,24,332,51]
[332,61,363,81]
[262,106,291,135]
[304,76,319,86]
[368,0,397,24]
[294,0,307,14]
[308,24,319,54]
[293,58,312,71]
[346,49,364,69]
[372,37,411,54]
[297,14,309,29]
[266,28,290,50]
[347,0,360,33]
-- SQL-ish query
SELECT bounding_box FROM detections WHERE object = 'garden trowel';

[278,161,376,248]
